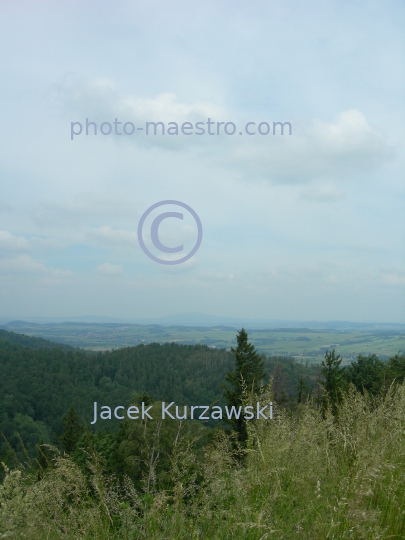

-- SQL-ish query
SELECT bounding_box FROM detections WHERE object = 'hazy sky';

[0,0,404,322]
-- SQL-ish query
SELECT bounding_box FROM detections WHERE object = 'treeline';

[0,329,317,459]
[319,349,405,417]
[0,328,73,350]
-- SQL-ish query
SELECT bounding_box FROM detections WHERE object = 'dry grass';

[1,383,404,539]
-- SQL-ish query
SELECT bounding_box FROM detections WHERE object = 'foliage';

[319,348,346,415]
[1,383,405,539]
[343,353,386,395]
[222,328,266,441]
[0,329,318,460]
[296,374,309,404]
[0,329,73,350]
[386,352,405,384]
[59,407,85,455]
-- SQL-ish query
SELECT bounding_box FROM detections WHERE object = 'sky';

[0,0,404,323]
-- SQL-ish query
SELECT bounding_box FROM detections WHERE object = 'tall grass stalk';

[1,383,404,539]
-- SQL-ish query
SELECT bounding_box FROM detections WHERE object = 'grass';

[1,382,405,539]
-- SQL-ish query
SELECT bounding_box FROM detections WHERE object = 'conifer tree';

[319,349,346,416]
[222,328,266,441]
[59,406,84,454]
[272,363,288,405]
[296,375,308,404]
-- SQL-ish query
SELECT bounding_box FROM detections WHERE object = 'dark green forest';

[0,328,320,458]
[1,328,404,538]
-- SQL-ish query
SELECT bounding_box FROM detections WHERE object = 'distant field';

[1,321,404,364]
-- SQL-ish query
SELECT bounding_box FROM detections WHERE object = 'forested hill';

[0,329,318,457]
[0,328,73,351]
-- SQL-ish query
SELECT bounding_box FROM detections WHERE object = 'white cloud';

[0,230,63,252]
[123,91,225,126]
[0,230,29,251]
[227,109,392,184]
[0,254,72,278]
[56,77,392,184]
[56,75,226,150]
[87,226,138,248]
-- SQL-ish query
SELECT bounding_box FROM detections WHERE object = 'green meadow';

[2,321,404,364]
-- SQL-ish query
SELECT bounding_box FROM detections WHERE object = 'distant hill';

[0,328,73,351]
[3,313,404,329]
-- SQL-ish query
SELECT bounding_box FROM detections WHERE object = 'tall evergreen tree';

[319,349,346,416]
[272,363,288,405]
[59,406,84,455]
[296,375,308,404]
[386,353,405,385]
[222,328,266,441]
